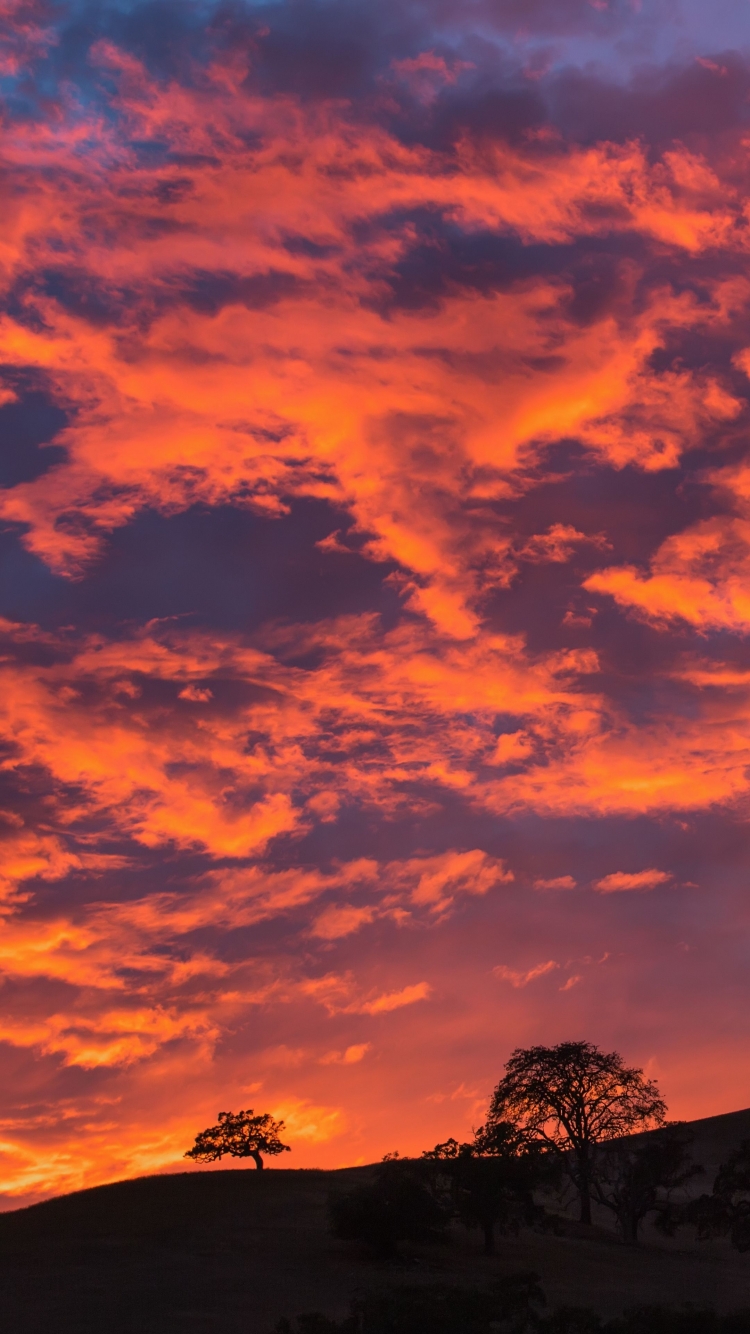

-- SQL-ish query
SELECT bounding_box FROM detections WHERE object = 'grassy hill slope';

[1,1108,749,1334]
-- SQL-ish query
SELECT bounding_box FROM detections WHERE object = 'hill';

[1,1108,749,1333]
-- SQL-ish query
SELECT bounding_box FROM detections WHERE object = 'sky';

[1,0,750,1207]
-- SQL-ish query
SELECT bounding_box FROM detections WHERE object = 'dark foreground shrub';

[328,1159,450,1259]
[274,1283,750,1334]
[538,1308,604,1334]
[540,1305,750,1334]
[608,1310,750,1334]
[275,1274,545,1334]
[274,1318,357,1334]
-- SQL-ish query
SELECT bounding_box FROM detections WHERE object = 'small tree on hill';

[485,1041,667,1224]
[185,1109,290,1170]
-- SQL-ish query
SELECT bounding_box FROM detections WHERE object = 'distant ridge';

[664,1105,750,1185]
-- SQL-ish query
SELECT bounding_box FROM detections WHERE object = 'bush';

[328,1159,450,1259]
[275,1274,545,1334]
[538,1309,604,1334]
[273,1283,750,1334]
[609,1310,729,1334]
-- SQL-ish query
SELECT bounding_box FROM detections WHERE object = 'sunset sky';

[2,0,750,1206]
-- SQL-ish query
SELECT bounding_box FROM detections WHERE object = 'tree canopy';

[421,1121,549,1254]
[185,1109,290,1170]
[485,1041,667,1223]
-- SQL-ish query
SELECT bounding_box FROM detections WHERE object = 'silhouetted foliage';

[602,1308,750,1334]
[274,1274,546,1334]
[274,1317,357,1334]
[328,1158,450,1259]
[421,1121,550,1254]
[691,1136,750,1251]
[422,1136,464,1160]
[473,1119,538,1157]
[455,1153,545,1255]
[184,1108,290,1170]
[538,1309,750,1334]
[538,1309,606,1334]
[273,1282,750,1334]
[590,1125,702,1243]
[486,1041,667,1224]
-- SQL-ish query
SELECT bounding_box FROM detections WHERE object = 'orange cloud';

[319,1044,372,1065]
[493,960,559,987]
[301,973,431,1016]
[534,875,577,890]
[586,515,750,632]
[3,21,750,1207]
[358,982,432,1014]
[0,48,746,642]
[593,869,673,893]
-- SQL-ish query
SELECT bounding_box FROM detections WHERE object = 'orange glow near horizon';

[1,0,750,1207]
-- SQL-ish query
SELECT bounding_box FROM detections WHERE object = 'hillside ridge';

[0,1106,748,1331]
[6,1103,750,1219]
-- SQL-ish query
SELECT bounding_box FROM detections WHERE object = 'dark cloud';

[0,378,68,488]
[550,52,750,147]
[0,500,400,632]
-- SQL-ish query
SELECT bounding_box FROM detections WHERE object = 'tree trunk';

[251,1150,264,1169]
[482,1221,495,1256]
[578,1180,592,1224]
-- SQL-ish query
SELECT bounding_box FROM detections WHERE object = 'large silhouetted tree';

[485,1041,667,1224]
[185,1109,290,1170]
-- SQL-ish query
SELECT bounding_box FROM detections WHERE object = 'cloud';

[178,685,213,702]
[559,975,581,991]
[319,1044,372,1065]
[388,849,514,912]
[358,983,432,1014]
[270,1099,344,1143]
[519,525,610,564]
[593,869,673,894]
[310,905,378,940]
[0,40,745,645]
[2,0,750,1206]
[585,511,750,634]
[493,961,559,987]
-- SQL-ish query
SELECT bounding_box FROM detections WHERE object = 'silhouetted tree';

[691,1137,750,1251]
[421,1121,549,1255]
[421,1137,463,1159]
[485,1041,667,1224]
[185,1108,290,1170]
[328,1158,450,1259]
[590,1124,702,1243]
